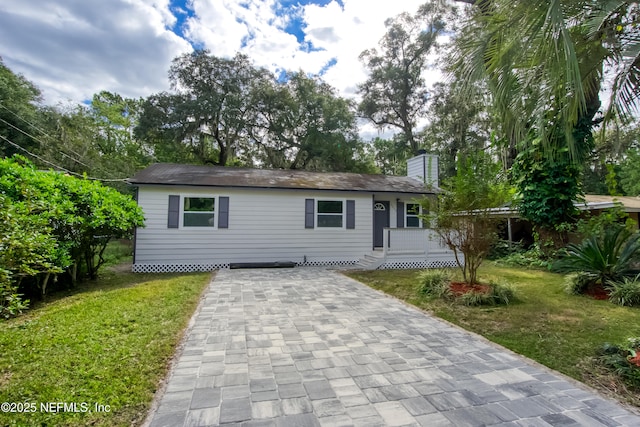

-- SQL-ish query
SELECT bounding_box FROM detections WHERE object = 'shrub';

[487,239,524,260]
[458,281,516,306]
[497,245,551,269]
[597,339,640,389]
[490,281,516,305]
[553,224,640,289]
[607,275,640,307]
[416,270,451,298]
[0,156,145,299]
[563,272,596,295]
[0,272,29,319]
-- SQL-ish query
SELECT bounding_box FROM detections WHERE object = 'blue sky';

[0,0,435,138]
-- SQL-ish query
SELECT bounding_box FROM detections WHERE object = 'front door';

[373,201,390,248]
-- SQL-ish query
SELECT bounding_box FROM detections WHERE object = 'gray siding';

[407,154,439,187]
[135,186,373,268]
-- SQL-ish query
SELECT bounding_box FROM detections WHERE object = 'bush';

[416,270,451,298]
[563,272,596,295]
[553,224,640,288]
[458,281,516,306]
[0,156,145,304]
[489,281,516,305]
[0,272,29,319]
[597,339,640,389]
[497,245,551,269]
[607,275,640,307]
[487,239,524,260]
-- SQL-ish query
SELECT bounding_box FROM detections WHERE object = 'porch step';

[354,252,386,270]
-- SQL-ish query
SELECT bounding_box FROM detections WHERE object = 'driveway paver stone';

[147,268,640,427]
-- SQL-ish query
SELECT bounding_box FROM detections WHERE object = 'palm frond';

[554,225,640,283]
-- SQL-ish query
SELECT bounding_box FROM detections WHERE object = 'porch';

[356,228,460,270]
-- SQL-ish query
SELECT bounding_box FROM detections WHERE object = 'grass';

[0,267,211,427]
[345,263,640,408]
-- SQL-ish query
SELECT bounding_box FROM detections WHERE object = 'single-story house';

[577,195,640,227]
[490,195,640,245]
[127,153,459,272]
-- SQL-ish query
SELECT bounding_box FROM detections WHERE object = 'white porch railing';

[382,228,448,255]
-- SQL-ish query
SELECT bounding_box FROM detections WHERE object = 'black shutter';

[305,199,314,228]
[397,201,404,228]
[168,195,180,228]
[346,200,355,229]
[218,196,229,228]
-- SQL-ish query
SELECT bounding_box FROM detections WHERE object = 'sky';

[0,0,440,137]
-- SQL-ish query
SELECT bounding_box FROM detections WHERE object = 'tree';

[424,153,512,284]
[137,50,265,166]
[620,148,640,196]
[451,0,639,236]
[250,71,371,172]
[421,80,492,180]
[453,0,638,152]
[89,91,150,175]
[512,137,582,242]
[0,58,42,157]
[358,1,452,154]
[370,136,410,175]
[581,122,639,195]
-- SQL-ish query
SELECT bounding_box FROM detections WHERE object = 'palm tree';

[452,0,638,154]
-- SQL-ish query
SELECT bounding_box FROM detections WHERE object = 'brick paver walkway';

[146,268,640,427]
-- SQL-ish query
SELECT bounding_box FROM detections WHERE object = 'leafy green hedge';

[0,156,144,317]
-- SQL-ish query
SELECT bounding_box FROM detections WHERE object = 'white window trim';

[405,202,422,228]
[180,194,217,229]
[315,198,346,230]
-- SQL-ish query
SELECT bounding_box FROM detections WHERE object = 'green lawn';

[0,269,211,427]
[345,263,640,407]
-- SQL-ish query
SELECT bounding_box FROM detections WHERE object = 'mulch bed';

[584,283,609,300]
[450,282,490,296]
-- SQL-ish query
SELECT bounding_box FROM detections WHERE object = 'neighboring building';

[577,195,640,228]
[490,195,640,245]
[128,153,458,272]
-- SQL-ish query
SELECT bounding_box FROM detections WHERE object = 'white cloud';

[0,0,439,139]
[0,0,191,104]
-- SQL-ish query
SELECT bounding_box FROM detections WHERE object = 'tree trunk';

[40,272,51,300]
[68,263,77,287]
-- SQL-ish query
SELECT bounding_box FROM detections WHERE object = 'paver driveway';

[147,268,640,427]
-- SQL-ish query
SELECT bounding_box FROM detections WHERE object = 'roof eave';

[128,181,435,195]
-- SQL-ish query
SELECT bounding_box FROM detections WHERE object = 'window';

[183,197,215,227]
[317,200,343,228]
[406,203,421,228]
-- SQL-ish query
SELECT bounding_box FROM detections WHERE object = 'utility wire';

[0,103,96,170]
[0,134,128,182]
[0,110,127,181]
[1,133,74,174]
[0,102,98,167]
[0,103,55,141]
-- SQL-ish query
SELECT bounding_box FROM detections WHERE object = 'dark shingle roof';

[128,163,435,195]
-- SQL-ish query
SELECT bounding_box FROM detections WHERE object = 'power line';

[1,115,94,171]
[0,103,54,140]
[1,134,74,174]
[0,134,128,182]
[0,103,90,168]
[0,108,124,179]
[0,102,95,166]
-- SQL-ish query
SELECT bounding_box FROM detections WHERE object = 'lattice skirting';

[379,259,458,270]
[296,260,359,267]
[132,259,359,273]
[132,263,228,273]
